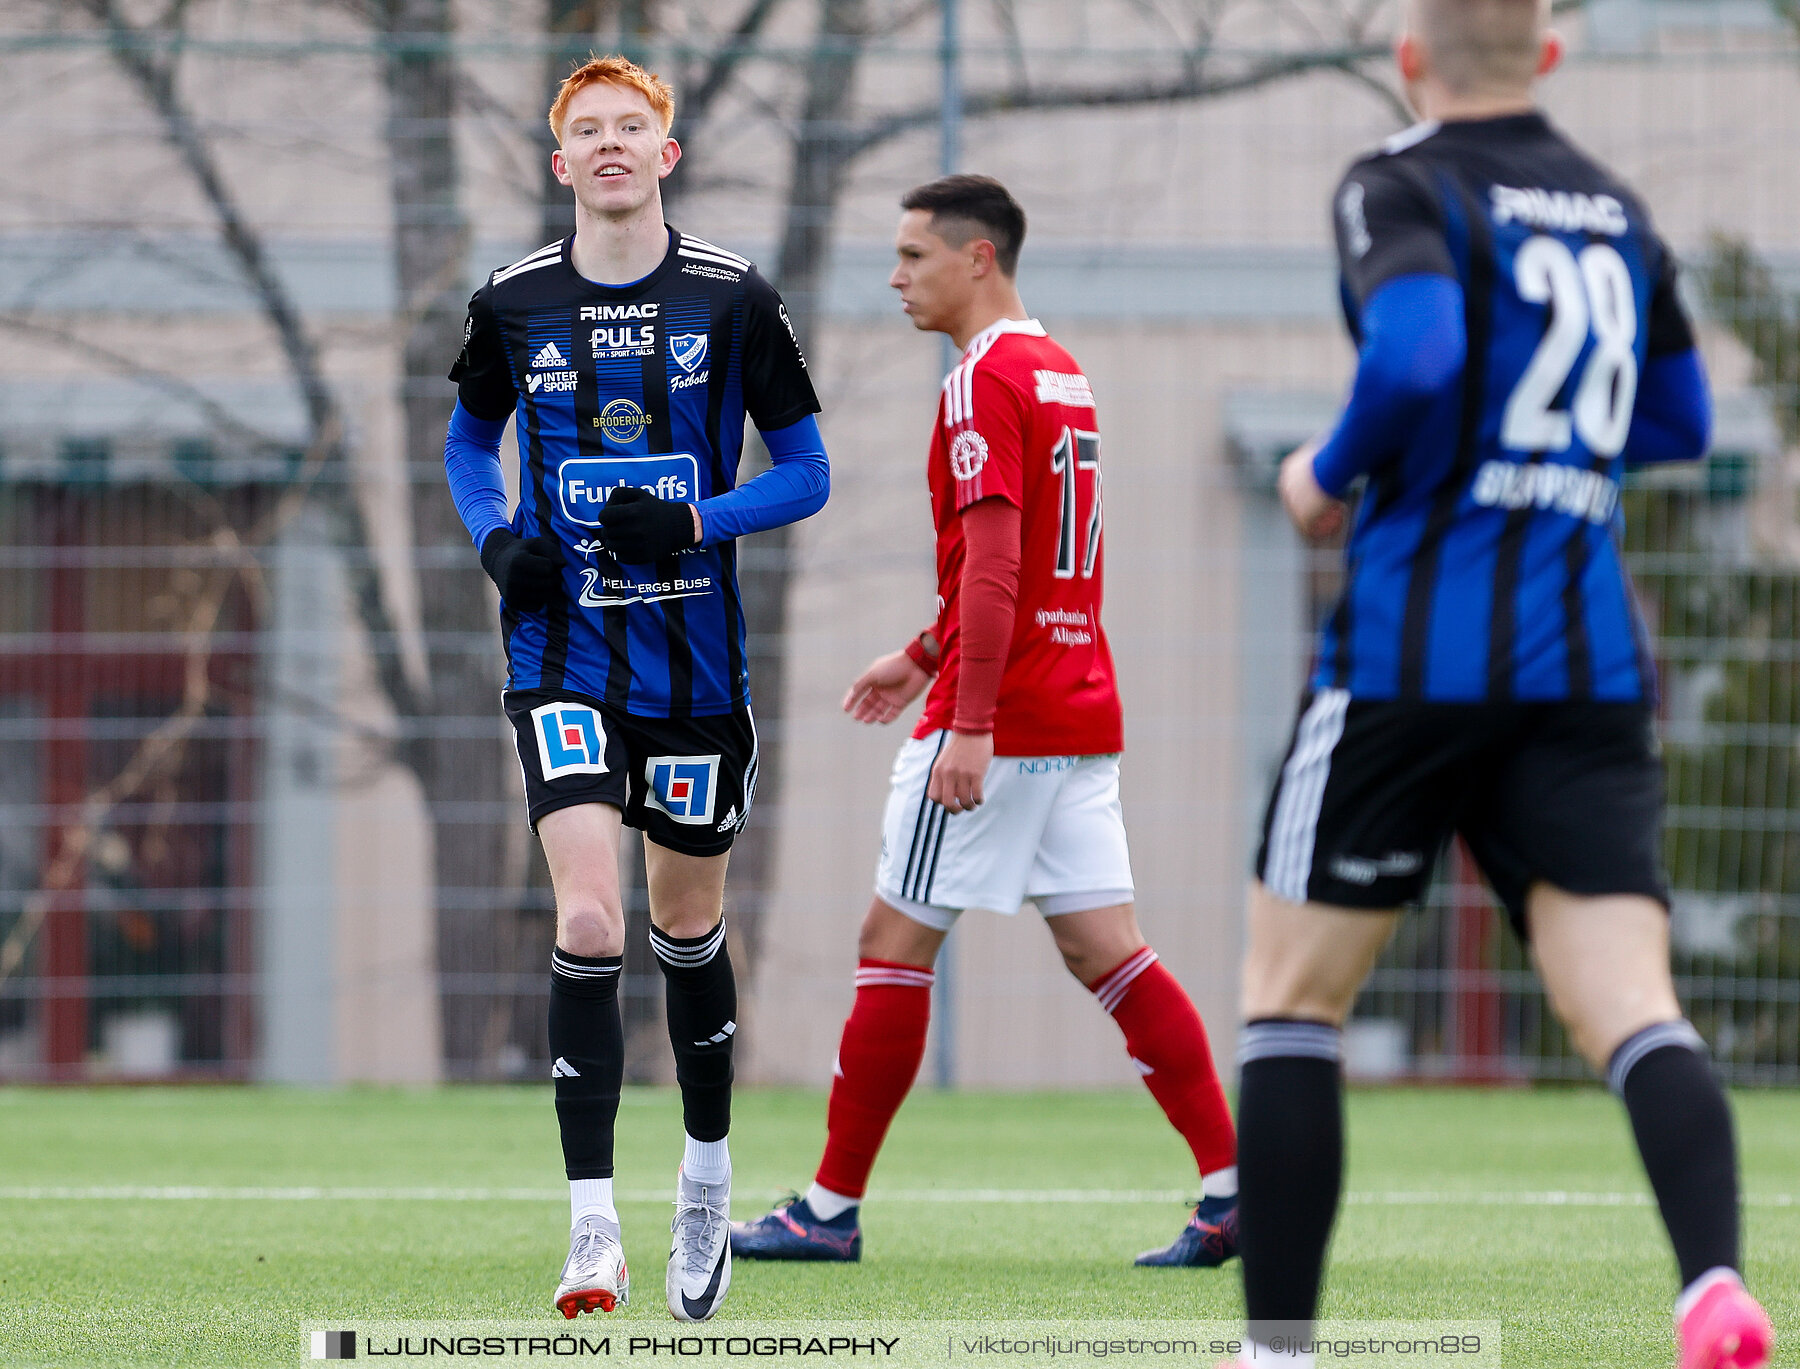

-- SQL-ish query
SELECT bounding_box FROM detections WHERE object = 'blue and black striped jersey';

[450,228,819,717]
[1317,113,1696,703]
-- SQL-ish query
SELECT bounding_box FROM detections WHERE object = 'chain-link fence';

[1,0,1796,1085]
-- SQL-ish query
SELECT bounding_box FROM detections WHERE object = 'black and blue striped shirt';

[449,229,822,717]
[1313,113,1703,703]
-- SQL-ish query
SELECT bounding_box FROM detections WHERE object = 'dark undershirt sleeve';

[741,269,822,432]
[1334,157,1457,334]
[447,284,515,422]
[1644,236,1697,359]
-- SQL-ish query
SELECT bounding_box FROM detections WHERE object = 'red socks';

[814,958,934,1199]
[1089,947,1237,1176]
[813,948,1233,1197]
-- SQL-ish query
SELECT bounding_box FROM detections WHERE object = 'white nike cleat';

[667,1167,731,1322]
[555,1215,629,1318]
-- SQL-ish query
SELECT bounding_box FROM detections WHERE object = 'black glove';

[597,484,699,562]
[479,528,563,611]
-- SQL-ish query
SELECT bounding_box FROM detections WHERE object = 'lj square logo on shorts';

[645,755,720,825]
[311,1330,356,1359]
[531,702,608,779]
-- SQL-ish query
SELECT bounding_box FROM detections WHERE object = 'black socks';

[651,919,737,1144]
[1611,1020,1741,1288]
[549,947,625,1180]
[1237,1018,1345,1342]
[1231,1013,1738,1343]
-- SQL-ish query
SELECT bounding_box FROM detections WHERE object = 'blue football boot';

[1134,1194,1239,1267]
[730,1193,862,1262]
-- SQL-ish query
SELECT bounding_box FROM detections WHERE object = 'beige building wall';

[742,313,1355,1086]
[3,0,1793,1082]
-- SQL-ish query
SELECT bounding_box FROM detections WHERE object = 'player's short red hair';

[547,53,675,144]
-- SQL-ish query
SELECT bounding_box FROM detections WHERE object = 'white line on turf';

[0,1186,1793,1207]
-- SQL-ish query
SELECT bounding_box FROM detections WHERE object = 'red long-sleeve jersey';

[914,318,1123,757]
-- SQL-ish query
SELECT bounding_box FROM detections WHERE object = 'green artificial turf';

[0,1086,1793,1367]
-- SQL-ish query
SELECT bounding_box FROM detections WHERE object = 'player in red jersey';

[732,175,1238,1268]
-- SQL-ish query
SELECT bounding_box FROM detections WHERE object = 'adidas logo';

[693,1020,737,1047]
[551,1056,581,1078]
[716,806,739,832]
[531,341,568,369]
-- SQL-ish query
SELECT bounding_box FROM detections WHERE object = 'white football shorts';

[873,730,1135,931]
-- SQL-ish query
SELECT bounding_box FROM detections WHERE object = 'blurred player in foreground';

[731,175,1239,1270]
[444,55,828,1322]
[1224,3,1774,1367]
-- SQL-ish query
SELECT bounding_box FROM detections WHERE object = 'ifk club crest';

[669,333,708,374]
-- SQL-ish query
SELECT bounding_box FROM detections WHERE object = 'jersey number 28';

[1500,236,1638,458]
[1051,427,1102,579]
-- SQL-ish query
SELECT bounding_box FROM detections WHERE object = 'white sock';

[804,1181,858,1221]
[1201,1164,1239,1199]
[683,1134,731,1186]
[570,1177,616,1228]
[1676,1266,1742,1320]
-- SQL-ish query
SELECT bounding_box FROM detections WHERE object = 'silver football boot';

[667,1167,731,1321]
[554,1214,629,1318]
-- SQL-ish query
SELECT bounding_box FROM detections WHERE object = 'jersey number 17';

[1051,427,1102,579]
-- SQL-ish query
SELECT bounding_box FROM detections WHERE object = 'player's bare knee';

[1241,944,1360,1024]
[557,906,623,959]
[1546,988,1681,1073]
[1241,974,1356,1026]
[858,898,942,966]
[1052,930,1140,986]
[651,905,723,942]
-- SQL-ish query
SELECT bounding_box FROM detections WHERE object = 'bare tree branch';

[0,313,297,458]
[844,43,1390,161]
[71,0,425,727]
[680,0,786,130]
[1332,59,1412,126]
[0,558,239,986]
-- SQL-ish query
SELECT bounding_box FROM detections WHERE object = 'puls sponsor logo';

[592,324,656,360]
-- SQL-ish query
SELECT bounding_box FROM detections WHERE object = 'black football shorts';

[1254,690,1669,937]
[504,689,758,857]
